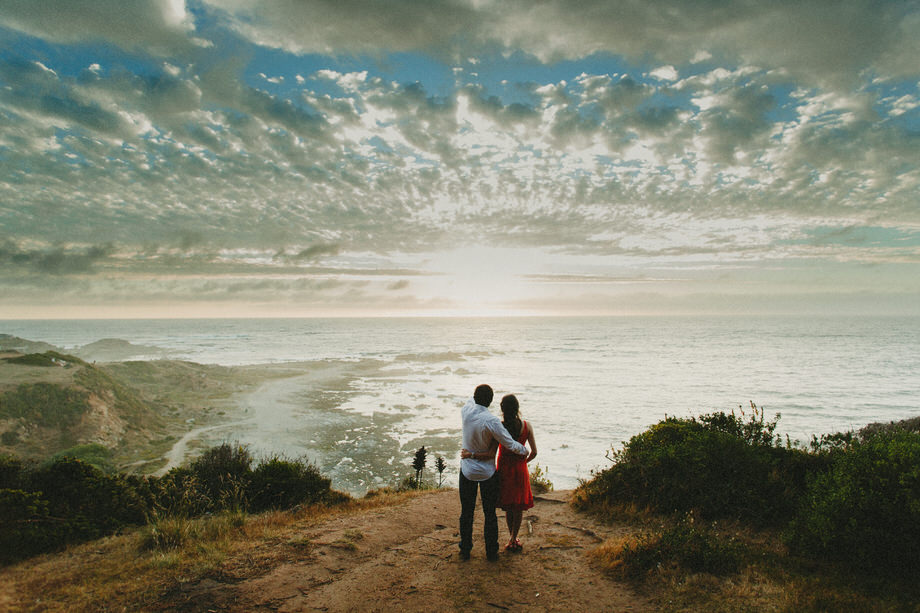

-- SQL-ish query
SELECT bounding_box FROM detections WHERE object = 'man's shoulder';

[460,399,482,420]
[480,410,502,426]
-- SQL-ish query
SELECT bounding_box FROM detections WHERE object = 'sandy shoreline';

[149,359,451,494]
[155,361,355,475]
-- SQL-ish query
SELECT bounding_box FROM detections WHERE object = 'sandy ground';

[155,362,352,475]
[159,489,649,612]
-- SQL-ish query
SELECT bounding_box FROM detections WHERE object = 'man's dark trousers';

[459,470,500,557]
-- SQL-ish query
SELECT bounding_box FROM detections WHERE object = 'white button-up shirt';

[460,398,528,481]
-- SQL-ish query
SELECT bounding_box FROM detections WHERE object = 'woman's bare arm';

[525,421,537,462]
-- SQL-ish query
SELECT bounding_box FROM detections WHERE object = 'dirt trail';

[166,490,649,612]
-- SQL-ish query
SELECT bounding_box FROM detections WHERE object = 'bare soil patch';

[156,489,648,612]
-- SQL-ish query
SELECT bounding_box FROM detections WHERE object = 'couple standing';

[458,384,538,561]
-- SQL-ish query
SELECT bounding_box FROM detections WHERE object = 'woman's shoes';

[504,539,523,552]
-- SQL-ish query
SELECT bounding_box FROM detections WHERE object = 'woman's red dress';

[497,420,534,512]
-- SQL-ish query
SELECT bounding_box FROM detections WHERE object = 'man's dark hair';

[474,384,493,407]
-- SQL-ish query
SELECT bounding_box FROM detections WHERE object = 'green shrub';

[0,458,149,564]
[189,442,254,508]
[248,455,332,511]
[28,458,148,538]
[601,514,745,580]
[51,443,116,474]
[0,382,89,426]
[149,468,213,517]
[786,429,920,576]
[575,409,812,525]
[858,415,920,439]
[0,443,345,566]
[0,454,23,489]
[0,489,60,564]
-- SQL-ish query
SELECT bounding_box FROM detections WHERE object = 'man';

[459,384,528,561]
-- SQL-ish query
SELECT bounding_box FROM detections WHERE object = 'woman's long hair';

[501,394,522,439]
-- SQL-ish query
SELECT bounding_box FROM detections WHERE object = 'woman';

[463,393,537,552]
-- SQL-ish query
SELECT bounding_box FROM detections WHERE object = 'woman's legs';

[509,510,523,542]
[503,509,526,550]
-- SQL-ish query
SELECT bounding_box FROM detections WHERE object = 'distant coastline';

[3,315,920,493]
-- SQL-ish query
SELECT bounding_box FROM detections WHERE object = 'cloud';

[649,65,679,82]
[1,53,916,264]
[203,0,480,56]
[200,1,918,88]
[0,240,114,274]
[0,0,198,54]
[0,0,917,316]
[5,1,914,90]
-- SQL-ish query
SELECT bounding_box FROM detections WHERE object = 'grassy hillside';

[0,352,163,462]
[0,350,302,472]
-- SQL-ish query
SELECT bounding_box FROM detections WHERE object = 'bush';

[248,455,332,511]
[140,515,198,552]
[0,454,23,489]
[0,443,345,566]
[786,429,920,576]
[0,458,149,564]
[529,463,554,494]
[27,458,148,538]
[0,382,89,426]
[51,443,116,474]
[0,489,60,564]
[396,475,429,491]
[596,514,745,580]
[575,410,809,525]
[149,468,213,517]
[189,442,254,509]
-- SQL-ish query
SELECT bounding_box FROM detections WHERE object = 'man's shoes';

[459,550,471,561]
[486,551,499,562]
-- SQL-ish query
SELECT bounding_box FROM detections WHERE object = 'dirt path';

[165,490,649,612]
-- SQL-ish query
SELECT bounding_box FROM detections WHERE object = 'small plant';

[435,455,447,488]
[343,529,364,541]
[398,475,423,491]
[141,516,197,552]
[332,531,361,550]
[529,463,553,494]
[288,536,314,553]
[411,446,427,489]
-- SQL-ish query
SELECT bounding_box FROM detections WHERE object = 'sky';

[1,0,919,319]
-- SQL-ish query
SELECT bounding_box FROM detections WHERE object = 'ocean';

[3,316,919,493]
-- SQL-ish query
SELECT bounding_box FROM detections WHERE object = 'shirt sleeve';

[486,417,527,455]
